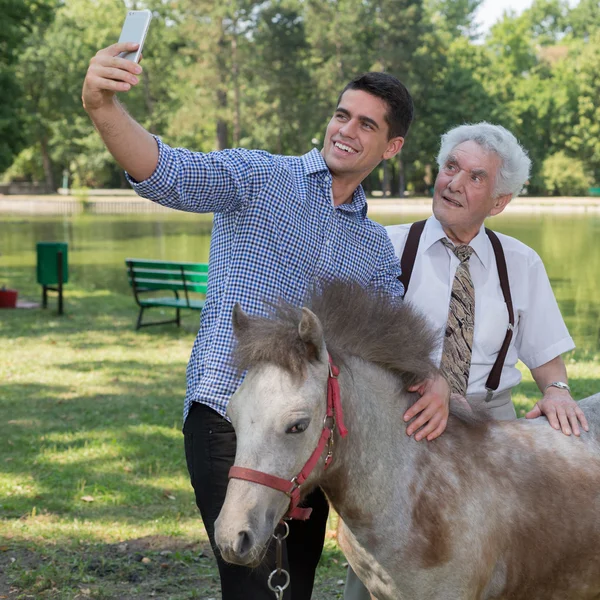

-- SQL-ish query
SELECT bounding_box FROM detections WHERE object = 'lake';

[1,211,599,354]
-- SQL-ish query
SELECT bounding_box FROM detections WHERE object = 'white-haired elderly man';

[344,122,589,600]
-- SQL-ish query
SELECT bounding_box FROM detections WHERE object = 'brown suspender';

[399,220,515,399]
[399,219,426,293]
[483,228,515,397]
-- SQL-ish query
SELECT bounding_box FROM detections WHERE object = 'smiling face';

[433,140,512,244]
[321,89,404,182]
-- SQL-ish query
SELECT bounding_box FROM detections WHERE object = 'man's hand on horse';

[404,373,450,441]
[525,390,589,436]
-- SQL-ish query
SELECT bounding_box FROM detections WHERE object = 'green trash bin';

[37,242,68,314]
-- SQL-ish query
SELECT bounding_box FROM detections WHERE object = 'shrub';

[541,151,593,196]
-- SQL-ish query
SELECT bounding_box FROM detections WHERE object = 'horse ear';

[232,303,250,337]
[298,308,325,362]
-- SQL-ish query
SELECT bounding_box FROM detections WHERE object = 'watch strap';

[544,381,570,393]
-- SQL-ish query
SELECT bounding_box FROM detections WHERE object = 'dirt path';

[0,535,346,599]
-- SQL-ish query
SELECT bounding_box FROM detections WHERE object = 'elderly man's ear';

[490,193,512,217]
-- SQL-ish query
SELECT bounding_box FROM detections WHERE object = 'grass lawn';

[1,274,598,599]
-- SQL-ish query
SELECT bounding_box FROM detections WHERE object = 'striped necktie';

[440,238,475,396]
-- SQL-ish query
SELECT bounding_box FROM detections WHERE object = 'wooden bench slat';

[128,275,208,287]
[140,297,205,310]
[127,270,208,283]
[125,258,209,329]
[136,279,207,294]
[126,258,209,272]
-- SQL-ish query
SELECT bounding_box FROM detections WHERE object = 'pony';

[214,280,600,600]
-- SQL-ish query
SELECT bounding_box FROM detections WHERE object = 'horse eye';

[286,421,309,434]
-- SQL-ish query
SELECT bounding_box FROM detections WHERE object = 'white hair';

[436,122,532,199]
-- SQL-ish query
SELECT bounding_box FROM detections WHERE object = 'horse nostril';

[234,530,254,558]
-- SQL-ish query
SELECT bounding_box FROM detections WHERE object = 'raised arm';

[82,43,274,214]
[82,42,158,181]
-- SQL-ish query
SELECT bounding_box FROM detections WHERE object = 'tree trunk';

[277,98,283,155]
[119,170,129,189]
[216,18,229,150]
[216,94,229,150]
[232,31,241,147]
[142,69,156,133]
[398,155,405,198]
[382,160,391,197]
[336,38,344,80]
[40,134,55,191]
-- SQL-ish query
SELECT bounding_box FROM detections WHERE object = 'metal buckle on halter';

[324,435,334,467]
[484,387,494,403]
[507,323,514,332]
[323,414,335,430]
[286,477,300,497]
[328,362,338,378]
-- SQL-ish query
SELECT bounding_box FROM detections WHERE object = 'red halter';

[228,355,348,520]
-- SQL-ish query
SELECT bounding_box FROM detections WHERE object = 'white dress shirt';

[386,216,575,397]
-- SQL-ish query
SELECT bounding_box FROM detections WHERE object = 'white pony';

[215,281,600,600]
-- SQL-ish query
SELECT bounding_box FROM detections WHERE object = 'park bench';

[125,258,208,329]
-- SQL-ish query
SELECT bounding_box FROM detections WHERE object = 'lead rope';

[267,521,290,599]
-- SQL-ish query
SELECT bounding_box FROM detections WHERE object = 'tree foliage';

[1,0,598,196]
[0,0,56,174]
[542,151,592,196]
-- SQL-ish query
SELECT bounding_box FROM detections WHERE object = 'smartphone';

[117,9,152,63]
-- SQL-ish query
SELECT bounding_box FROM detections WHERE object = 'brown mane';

[233,280,438,388]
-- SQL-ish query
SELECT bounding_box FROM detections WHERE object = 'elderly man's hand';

[525,389,589,436]
[403,373,450,441]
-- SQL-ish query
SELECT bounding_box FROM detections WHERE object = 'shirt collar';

[301,148,329,174]
[423,216,491,269]
[301,148,367,218]
[340,185,367,217]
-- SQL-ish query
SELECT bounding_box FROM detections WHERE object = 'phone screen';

[118,10,152,63]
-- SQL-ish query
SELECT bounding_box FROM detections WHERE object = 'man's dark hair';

[337,72,414,139]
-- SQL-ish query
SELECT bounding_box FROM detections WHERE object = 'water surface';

[1,211,599,353]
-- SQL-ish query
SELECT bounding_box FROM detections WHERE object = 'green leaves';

[0,0,57,174]
[2,0,599,193]
[542,151,593,196]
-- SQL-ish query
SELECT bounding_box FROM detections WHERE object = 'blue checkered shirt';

[128,137,404,420]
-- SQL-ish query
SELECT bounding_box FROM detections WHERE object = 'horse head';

[214,303,332,566]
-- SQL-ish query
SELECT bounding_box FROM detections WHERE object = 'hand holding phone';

[117,9,152,63]
[83,41,142,113]
[82,10,151,113]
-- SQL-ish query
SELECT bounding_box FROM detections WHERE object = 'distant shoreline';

[368,197,600,214]
[1,193,600,215]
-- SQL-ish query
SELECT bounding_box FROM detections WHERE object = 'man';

[344,121,589,600]
[82,42,449,600]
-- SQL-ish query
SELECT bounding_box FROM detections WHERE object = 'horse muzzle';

[215,520,266,567]
[214,482,283,567]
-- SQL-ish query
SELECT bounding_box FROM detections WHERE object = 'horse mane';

[233,279,439,389]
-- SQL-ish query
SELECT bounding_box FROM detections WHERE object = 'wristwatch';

[544,381,570,393]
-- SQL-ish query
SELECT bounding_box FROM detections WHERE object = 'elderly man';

[344,122,589,600]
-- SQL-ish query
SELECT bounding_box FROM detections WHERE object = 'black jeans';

[183,402,329,600]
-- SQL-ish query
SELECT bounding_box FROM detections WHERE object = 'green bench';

[125,258,208,329]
